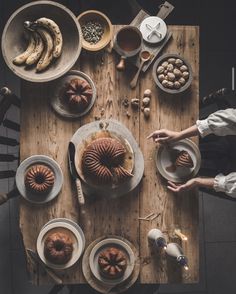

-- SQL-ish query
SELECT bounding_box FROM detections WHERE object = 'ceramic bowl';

[77,10,112,52]
[153,53,193,94]
[1,1,82,83]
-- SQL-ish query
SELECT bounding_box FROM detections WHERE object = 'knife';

[26,249,63,285]
[68,141,85,205]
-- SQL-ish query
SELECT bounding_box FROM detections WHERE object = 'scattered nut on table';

[142,97,150,106]
[143,107,150,118]
[143,89,152,97]
[131,98,139,109]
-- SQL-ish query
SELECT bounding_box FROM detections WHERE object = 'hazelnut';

[180,65,188,72]
[157,66,164,74]
[143,107,150,118]
[167,64,174,72]
[182,71,189,79]
[174,81,181,89]
[161,61,169,69]
[158,74,165,82]
[173,68,182,78]
[131,98,139,108]
[167,72,175,81]
[175,59,184,67]
[143,89,152,97]
[162,80,169,88]
[168,58,176,64]
[142,97,150,106]
[179,77,186,85]
[167,81,174,89]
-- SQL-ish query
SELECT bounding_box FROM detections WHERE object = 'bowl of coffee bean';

[77,10,112,52]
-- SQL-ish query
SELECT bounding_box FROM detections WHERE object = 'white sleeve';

[214,173,236,198]
[196,108,236,137]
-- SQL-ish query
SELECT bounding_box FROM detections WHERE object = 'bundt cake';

[44,232,73,265]
[82,137,133,184]
[25,164,55,193]
[64,78,93,112]
[98,247,127,279]
[175,150,194,168]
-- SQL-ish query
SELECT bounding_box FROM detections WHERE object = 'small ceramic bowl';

[153,53,193,94]
[77,10,112,52]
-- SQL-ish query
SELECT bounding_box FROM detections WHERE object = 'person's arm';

[147,125,199,144]
[214,173,236,197]
[167,177,214,192]
[196,108,236,137]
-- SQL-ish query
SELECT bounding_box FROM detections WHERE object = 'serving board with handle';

[113,1,174,73]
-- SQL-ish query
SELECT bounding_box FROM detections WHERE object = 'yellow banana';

[35,17,63,58]
[13,32,36,65]
[25,32,44,66]
[36,28,54,72]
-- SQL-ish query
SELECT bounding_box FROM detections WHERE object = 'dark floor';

[1,0,236,293]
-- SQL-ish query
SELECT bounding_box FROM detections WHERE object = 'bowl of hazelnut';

[152,53,193,94]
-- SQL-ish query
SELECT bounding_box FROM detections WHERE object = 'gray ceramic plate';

[89,238,135,286]
[15,155,63,204]
[50,70,97,119]
[155,139,201,183]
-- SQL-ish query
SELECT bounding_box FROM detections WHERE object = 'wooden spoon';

[130,50,152,89]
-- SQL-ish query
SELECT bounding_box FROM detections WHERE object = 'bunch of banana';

[13,17,63,73]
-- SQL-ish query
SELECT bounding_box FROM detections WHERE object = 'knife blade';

[68,141,85,205]
[26,249,62,284]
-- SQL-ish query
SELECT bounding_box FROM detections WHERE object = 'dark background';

[1,1,236,294]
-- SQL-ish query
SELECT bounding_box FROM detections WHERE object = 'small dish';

[77,10,112,52]
[89,238,135,286]
[50,70,97,119]
[15,155,63,204]
[155,139,201,183]
[37,220,85,270]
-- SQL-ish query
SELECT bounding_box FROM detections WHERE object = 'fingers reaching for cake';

[167,178,198,193]
[147,129,181,144]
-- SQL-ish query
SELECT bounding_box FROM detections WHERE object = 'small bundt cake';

[44,232,73,265]
[25,164,55,193]
[64,78,93,112]
[82,137,133,184]
[98,247,127,279]
[175,150,194,168]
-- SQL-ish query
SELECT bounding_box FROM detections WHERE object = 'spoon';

[130,50,152,89]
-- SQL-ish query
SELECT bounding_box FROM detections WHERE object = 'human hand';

[147,129,181,144]
[167,178,199,193]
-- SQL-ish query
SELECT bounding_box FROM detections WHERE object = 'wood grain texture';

[19,25,199,285]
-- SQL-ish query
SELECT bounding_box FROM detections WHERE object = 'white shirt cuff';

[214,174,226,192]
[196,119,213,137]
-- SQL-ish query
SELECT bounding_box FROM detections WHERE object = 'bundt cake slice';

[44,232,73,265]
[175,150,194,168]
[64,78,93,112]
[25,164,55,193]
[98,247,127,279]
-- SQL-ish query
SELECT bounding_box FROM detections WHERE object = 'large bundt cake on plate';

[25,164,55,193]
[44,232,74,265]
[98,247,127,279]
[82,137,133,184]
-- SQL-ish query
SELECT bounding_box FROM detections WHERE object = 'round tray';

[15,155,63,204]
[70,119,144,198]
[1,1,82,83]
[50,70,97,119]
[155,138,201,183]
[140,16,167,44]
[89,238,135,286]
[82,235,140,294]
[152,53,193,94]
[37,220,85,270]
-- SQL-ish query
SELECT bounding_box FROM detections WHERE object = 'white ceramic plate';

[50,70,97,119]
[15,155,63,204]
[37,220,85,270]
[155,139,201,183]
[140,16,167,44]
[89,238,135,286]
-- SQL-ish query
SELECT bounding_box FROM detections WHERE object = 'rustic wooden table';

[20,25,199,285]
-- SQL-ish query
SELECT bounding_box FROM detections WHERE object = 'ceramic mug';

[114,25,143,71]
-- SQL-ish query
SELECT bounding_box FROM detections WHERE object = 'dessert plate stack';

[37,218,85,270]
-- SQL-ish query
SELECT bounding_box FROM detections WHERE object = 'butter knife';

[26,249,62,284]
